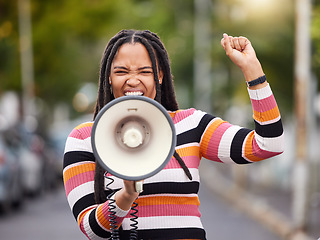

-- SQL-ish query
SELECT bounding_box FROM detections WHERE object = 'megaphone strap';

[173,151,192,180]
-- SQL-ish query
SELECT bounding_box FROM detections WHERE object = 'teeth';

[125,92,143,96]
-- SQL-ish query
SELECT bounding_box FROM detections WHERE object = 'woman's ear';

[109,77,111,85]
[158,70,164,84]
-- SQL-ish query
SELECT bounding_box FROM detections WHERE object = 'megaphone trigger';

[135,181,144,193]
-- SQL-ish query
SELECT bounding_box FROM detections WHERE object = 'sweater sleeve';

[63,122,129,239]
[200,83,284,164]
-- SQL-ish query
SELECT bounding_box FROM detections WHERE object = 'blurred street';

[0,181,282,240]
[0,185,86,240]
[199,182,281,240]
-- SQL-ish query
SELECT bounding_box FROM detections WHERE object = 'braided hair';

[93,29,191,203]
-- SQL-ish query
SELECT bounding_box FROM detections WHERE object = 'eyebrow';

[113,66,153,71]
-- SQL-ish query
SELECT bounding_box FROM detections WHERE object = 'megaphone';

[91,96,176,191]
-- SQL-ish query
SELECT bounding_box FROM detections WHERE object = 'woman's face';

[109,43,162,99]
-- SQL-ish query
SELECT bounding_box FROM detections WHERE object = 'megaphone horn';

[91,96,176,185]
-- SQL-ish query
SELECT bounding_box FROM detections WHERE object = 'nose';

[126,77,140,86]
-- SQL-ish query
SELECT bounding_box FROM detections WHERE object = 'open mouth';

[124,91,143,96]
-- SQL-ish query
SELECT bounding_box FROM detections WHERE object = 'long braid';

[94,37,131,203]
[94,37,129,118]
[136,36,161,103]
[94,30,191,203]
[141,31,178,110]
[148,41,177,111]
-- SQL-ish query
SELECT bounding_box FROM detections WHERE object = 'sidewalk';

[199,160,318,240]
[199,182,282,240]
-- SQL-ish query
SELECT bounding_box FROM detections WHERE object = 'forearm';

[241,59,267,90]
[200,83,284,164]
[114,187,139,211]
[63,158,130,238]
[247,83,284,158]
[63,123,131,238]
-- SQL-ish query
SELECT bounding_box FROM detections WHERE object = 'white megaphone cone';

[91,96,176,192]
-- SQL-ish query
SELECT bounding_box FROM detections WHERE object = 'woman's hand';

[114,180,140,211]
[221,33,266,86]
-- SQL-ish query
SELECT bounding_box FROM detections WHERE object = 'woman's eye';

[115,71,128,75]
[140,71,153,75]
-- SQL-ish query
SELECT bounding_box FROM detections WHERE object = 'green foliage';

[0,0,296,117]
[0,0,20,92]
[312,1,320,89]
[210,0,295,116]
[0,0,195,108]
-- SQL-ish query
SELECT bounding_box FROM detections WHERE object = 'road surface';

[0,183,281,240]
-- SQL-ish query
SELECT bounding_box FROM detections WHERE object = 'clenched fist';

[221,33,266,87]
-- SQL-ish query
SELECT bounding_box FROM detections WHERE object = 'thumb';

[221,33,233,55]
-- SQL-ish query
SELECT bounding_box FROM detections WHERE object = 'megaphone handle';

[135,181,143,193]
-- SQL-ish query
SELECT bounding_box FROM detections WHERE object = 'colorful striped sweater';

[63,84,284,239]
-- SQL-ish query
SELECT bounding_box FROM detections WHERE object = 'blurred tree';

[209,0,295,117]
[0,0,295,119]
[312,0,320,90]
[0,0,195,113]
[0,0,21,91]
[31,0,128,106]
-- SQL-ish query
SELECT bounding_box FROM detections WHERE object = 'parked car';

[0,133,23,214]
[34,135,62,191]
[48,114,93,186]
[43,139,64,188]
[48,133,66,182]
[4,126,44,197]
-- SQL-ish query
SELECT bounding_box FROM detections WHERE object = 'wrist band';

[246,75,267,87]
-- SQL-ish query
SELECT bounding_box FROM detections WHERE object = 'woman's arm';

[114,180,139,211]
[198,34,284,164]
[63,122,138,239]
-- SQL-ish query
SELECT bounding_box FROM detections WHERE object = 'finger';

[221,33,228,49]
[233,38,242,51]
[229,36,235,49]
[222,33,233,54]
[123,180,137,194]
[238,36,249,50]
[220,37,225,48]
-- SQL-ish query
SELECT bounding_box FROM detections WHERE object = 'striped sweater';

[63,84,284,239]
